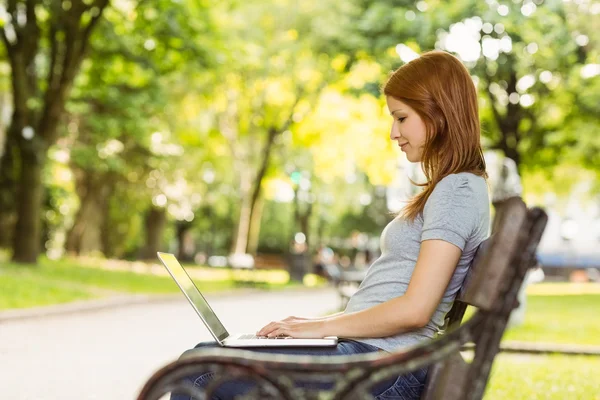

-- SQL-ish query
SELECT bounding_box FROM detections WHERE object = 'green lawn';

[0,272,95,309]
[460,283,600,346]
[485,353,600,400]
[503,294,600,346]
[0,257,306,310]
[472,283,600,399]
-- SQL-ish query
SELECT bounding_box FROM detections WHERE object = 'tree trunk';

[293,187,313,248]
[139,206,167,260]
[100,185,114,258]
[176,221,195,261]
[0,132,17,248]
[232,128,279,255]
[497,73,522,171]
[246,128,278,243]
[499,135,521,172]
[11,144,45,263]
[484,59,523,173]
[65,172,112,255]
[299,206,312,248]
[232,193,253,255]
[231,166,253,255]
[246,195,264,255]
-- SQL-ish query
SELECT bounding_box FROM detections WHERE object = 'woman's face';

[386,96,427,163]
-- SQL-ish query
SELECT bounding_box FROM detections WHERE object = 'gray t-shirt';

[344,172,490,352]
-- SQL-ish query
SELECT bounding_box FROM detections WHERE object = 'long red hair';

[383,51,487,222]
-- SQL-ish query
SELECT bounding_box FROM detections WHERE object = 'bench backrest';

[441,197,528,331]
[422,197,547,400]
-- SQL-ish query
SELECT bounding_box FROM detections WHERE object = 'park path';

[0,287,340,400]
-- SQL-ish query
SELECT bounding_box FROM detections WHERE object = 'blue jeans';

[170,339,427,400]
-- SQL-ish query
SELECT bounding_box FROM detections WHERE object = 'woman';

[172,50,490,400]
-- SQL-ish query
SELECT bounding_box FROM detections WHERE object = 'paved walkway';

[0,287,340,400]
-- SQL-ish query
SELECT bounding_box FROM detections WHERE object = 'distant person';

[171,51,490,400]
[486,151,522,210]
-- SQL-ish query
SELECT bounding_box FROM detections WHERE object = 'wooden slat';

[423,351,469,400]
[461,197,528,310]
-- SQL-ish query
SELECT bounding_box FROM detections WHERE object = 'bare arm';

[322,239,462,338]
[257,239,462,339]
[283,311,344,322]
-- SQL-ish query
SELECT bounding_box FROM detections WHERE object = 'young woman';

[172,50,490,400]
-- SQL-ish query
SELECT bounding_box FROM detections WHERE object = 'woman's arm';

[279,311,344,324]
[258,239,462,339]
[322,239,462,338]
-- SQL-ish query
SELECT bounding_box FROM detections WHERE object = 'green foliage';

[48,0,223,258]
[5,0,598,262]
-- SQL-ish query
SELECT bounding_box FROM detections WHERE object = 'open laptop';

[157,252,338,347]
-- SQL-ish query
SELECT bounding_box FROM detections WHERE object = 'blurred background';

[0,0,599,399]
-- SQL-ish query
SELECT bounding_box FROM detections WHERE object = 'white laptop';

[157,252,338,347]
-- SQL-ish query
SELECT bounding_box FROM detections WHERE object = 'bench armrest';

[137,313,485,400]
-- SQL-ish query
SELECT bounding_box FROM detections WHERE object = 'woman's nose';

[390,124,400,140]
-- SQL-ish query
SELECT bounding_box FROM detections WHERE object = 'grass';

[461,283,600,399]
[503,293,600,346]
[460,282,600,346]
[484,353,600,400]
[0,273,94,309]
[0,257,311,310]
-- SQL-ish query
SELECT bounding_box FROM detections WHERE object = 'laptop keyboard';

[239,334,292,339]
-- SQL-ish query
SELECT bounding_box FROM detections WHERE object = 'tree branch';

[38,0,110,143]
[80,0,110,55]
[23,0,41,65]
[25,0,37,24]
[91,47,159,73]
[0,28,11,52]
[483,76,505,134]
[276,86,306,134]
[218,111,240,160]
[46,20,59,92]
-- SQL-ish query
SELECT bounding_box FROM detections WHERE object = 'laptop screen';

[157,253,229,342]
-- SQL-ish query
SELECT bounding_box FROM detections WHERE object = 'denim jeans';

[170,339,427,400]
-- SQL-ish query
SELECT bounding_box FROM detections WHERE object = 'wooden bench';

[137,197,547,400]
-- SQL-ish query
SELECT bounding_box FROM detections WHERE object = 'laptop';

[157,252,338,347]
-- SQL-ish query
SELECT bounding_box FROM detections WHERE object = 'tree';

[57,0,217,258]
[193,0,350,257]
[0,0,110,263]
[435,0,599,180]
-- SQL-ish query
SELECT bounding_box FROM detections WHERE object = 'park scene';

[0,0,599,399]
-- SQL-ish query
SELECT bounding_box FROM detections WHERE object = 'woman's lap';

[170,340,427,400]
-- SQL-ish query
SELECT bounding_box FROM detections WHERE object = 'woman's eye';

[397,117,406,123]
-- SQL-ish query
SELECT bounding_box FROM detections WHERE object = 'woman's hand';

[256,317,328,338]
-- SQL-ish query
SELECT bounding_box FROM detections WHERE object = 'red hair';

[383,51,487,222]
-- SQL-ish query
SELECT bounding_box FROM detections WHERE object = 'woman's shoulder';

[434,172,487,191]
[423,173,490,228]
[425,173,489,213]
